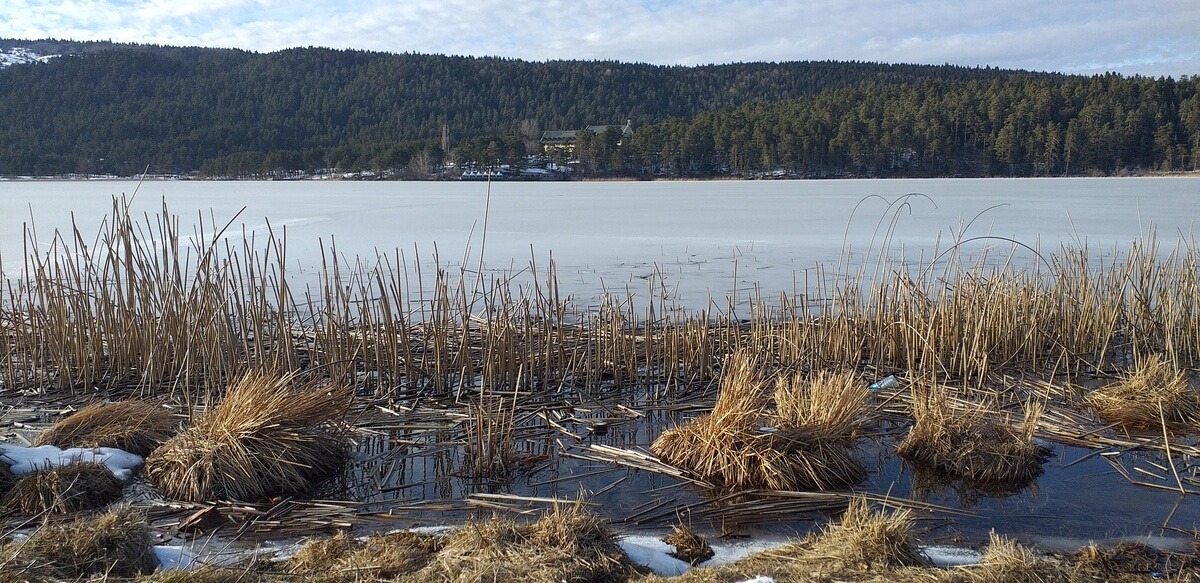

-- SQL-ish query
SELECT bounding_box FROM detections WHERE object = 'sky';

[1,0,1198,77]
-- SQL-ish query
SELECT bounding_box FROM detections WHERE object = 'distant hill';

[0,39,1061,176]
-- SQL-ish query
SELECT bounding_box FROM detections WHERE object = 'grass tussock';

[144,370,351,502]
[639,499,928,583]
[135,567,262,582]
[2,462,123,514]
[1086,354,1199,430]
[897,388,1048,488]
[35,399,177,457]
[1073,541,1159,579]
[801,499,929,570]
[407,504,642,583]
[956,532,1069,582]
[651,353,867,492]
[290,530,443,581]
[663,524,714,565]
[2,505,156,579]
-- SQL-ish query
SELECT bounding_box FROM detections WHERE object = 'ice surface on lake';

[0,444,144,481]
[1,178,1196,309]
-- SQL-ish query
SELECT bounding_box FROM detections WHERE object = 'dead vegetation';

[897,386,1048,490]
[1086,354,1199,430]
[287,504,641,582]
[1,461,123,514]
[34,399,178,457]
[651,353,867,492]
[0,505,156,579]
[0,462,13,497]
[290,530,443,581]
[663,524,714,565]
[144,370,351,502]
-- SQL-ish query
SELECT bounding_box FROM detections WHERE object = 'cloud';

[1,0,1197,77]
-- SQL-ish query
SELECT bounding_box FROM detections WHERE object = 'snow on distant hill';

[0,47,57,69]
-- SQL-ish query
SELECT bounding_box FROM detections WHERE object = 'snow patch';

[617,535,690,576]
[0,444,144,481]
[154,545,200,570]
[921,545,984,567]
[735,577,777,583]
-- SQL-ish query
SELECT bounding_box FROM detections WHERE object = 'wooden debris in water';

[144,370,351,502]
[34,399,178,457]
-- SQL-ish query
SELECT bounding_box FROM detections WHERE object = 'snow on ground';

[0,444,144,481]
[0,48,56,69]
[922,545,984,567]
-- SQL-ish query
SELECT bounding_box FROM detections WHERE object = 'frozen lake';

[1,177,1197,307]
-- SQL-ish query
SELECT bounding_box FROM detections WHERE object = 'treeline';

[0,41,1047,176]
[622,74,1200,177]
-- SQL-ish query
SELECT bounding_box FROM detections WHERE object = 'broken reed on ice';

[1,198,1198,398]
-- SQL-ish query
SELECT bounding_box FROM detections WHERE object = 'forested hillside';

[0,40,1195,178]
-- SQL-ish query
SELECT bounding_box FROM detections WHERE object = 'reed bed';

[650,352,867,492]
[34,399,177,457]
[2,462,123,514]
[2,197,1198,404]
[144,370,351,502]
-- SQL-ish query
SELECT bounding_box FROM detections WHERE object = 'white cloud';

[0,0,1197,77]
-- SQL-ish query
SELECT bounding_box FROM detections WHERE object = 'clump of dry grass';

[135,567,262,582]
[960,532,1069,582]
[663,524,714,565]
[639,499,928,583]
[410,504,643,583]
[5,505,156,579]
[1086,354,1199,430]
[802,498,929,570]
[290,530,443,580]
[898,388,1048,489]
[35,399,178,457]
[2,462,124,514]
[651,353,867,492]
[1073,541,1159,579]
[144,370,351,502]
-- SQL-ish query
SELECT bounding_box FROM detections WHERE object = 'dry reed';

[290,530,443,581]
[3,197,1199,407]
[2,462,123,514]
[7,505,157,579]
[663,524,714,565]
[144,370,351,502]
[897,387,1048,488]
[0,462,13,497]
[1086,354,1199,430]
[652,352,867,491]
[34,399,177,457]
[410,503,642,583]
